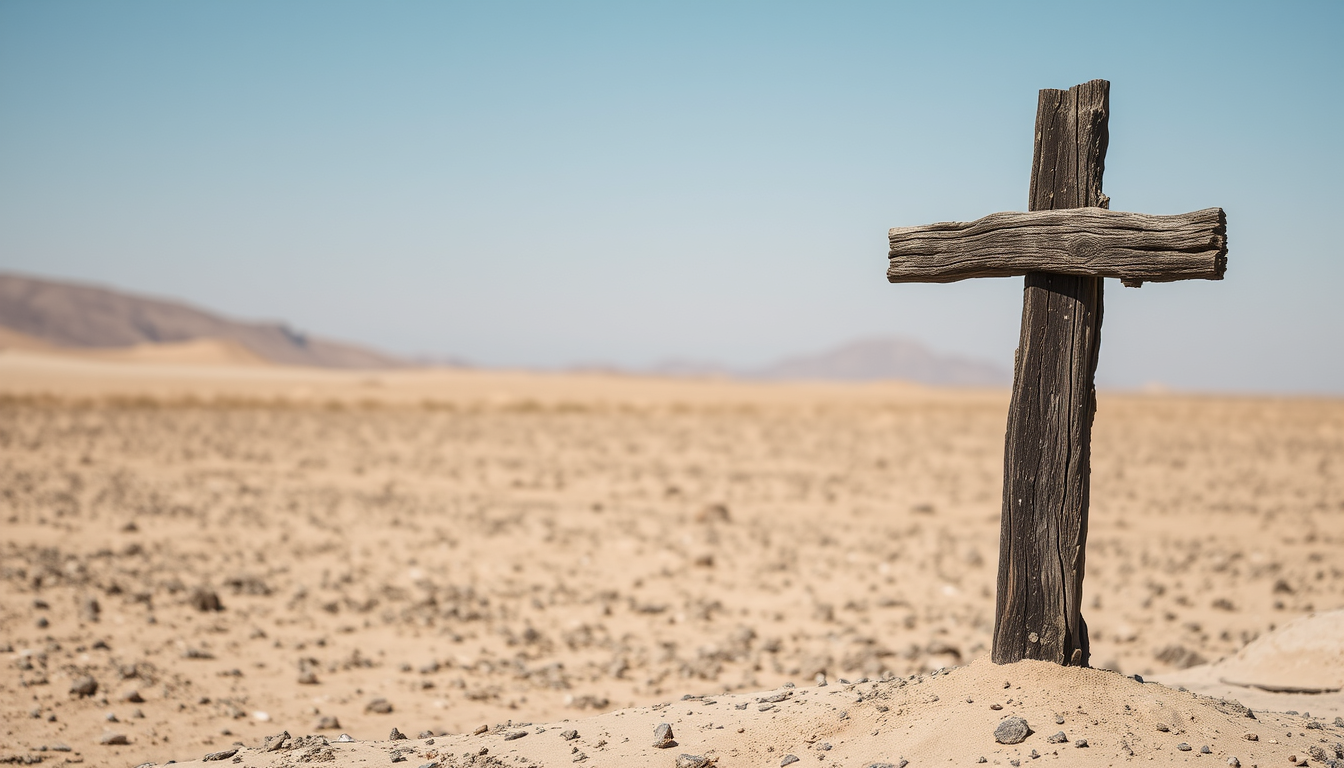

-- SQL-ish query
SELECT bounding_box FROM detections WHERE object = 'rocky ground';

[0,367,1341,767]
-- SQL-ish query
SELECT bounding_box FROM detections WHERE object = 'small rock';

[1244,733,1258,741]
[121,689,144,703]
[695,504,730,523]
[418,731,434,739]
[100,732,129,745]
[313,715,341,730]
[264,731,291,752]
[653,723,677,749]
[1227,758,1240,767]
[503,731,527,741]
[1055,715,1064,725]
[989,704,1003,711]
[70,676,98,697]
[473,725,489,735]
[366,698,394,714]
[297,670,320,685]
[676,755,714,768]
[336,734,354,743]
[1176,742,1192,751]
[994,717,1031,745]
[1046,731,1068,744]
[1075,739,1089,748]
[390,727,408,741]
[1156,723,1171,732]
[189,587,223,612]
[80,597,101,622]
[781,756,800,766]
[561,730,579,741]
[1309,747,1330,763]
[202,749,238,762]
[1201,745,1212,754]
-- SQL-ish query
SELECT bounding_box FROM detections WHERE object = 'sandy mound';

[1212,610,1344,693]
[0,326,63,352]
[156,657,1342,767]
[87,338,271,367]
[1155,611,1344,720]
[0,327,270,367]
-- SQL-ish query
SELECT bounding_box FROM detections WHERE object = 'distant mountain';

[0,273,405,369]
[751,336,1008,386]
[644,337,1009,386]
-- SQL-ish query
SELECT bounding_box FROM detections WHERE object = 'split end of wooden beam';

[887,207,1227,285]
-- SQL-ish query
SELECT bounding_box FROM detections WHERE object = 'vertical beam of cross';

[992,80,1109,665]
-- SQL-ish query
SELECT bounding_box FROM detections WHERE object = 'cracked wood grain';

[887,207,1227,284]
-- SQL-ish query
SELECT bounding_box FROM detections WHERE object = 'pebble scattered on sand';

[653,723,677,749]
[69,676,98,697]
[994,717,1031,745]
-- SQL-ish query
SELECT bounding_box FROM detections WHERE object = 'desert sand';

[1,346,1341,767]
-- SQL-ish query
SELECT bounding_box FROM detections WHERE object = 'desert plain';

[1,346,1342,767]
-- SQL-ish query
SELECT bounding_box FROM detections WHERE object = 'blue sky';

[1,1,1340,392]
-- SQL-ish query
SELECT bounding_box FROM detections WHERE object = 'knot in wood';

[1065,233,1102,262]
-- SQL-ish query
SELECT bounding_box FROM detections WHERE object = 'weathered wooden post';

[886,79,1227,665]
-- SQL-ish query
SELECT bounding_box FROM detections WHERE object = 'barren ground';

[1,354,1341,766]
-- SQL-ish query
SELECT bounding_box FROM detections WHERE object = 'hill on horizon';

[0,272,405,369]
[752,336,1008,386]
[646,337,1009,386]
[0,272,1008,384]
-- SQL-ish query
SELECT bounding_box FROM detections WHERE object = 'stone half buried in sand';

[1210,609,1344,693]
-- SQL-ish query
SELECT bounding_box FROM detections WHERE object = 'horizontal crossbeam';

[888,207,1227,285]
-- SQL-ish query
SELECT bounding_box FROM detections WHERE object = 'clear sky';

[1,1,1340,392]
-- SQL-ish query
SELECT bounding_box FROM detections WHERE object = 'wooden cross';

[886,79,1227,666]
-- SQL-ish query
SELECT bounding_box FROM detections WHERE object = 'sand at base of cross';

[141,658,1344,767]
[0,355,1341,766]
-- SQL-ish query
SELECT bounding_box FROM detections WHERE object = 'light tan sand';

[0,331,268,367]
[1,351,1341,767]
[160,658,1339,767]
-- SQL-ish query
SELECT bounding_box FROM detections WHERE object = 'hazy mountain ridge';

[1,272,1007,383]
[0,273,405,369]
[644,337,1009,386]
[752,336,1009,385]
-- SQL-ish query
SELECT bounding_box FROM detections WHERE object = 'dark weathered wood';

[883,78,1228,668]
[887,207,1227,284]
[991,79,1110,667]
